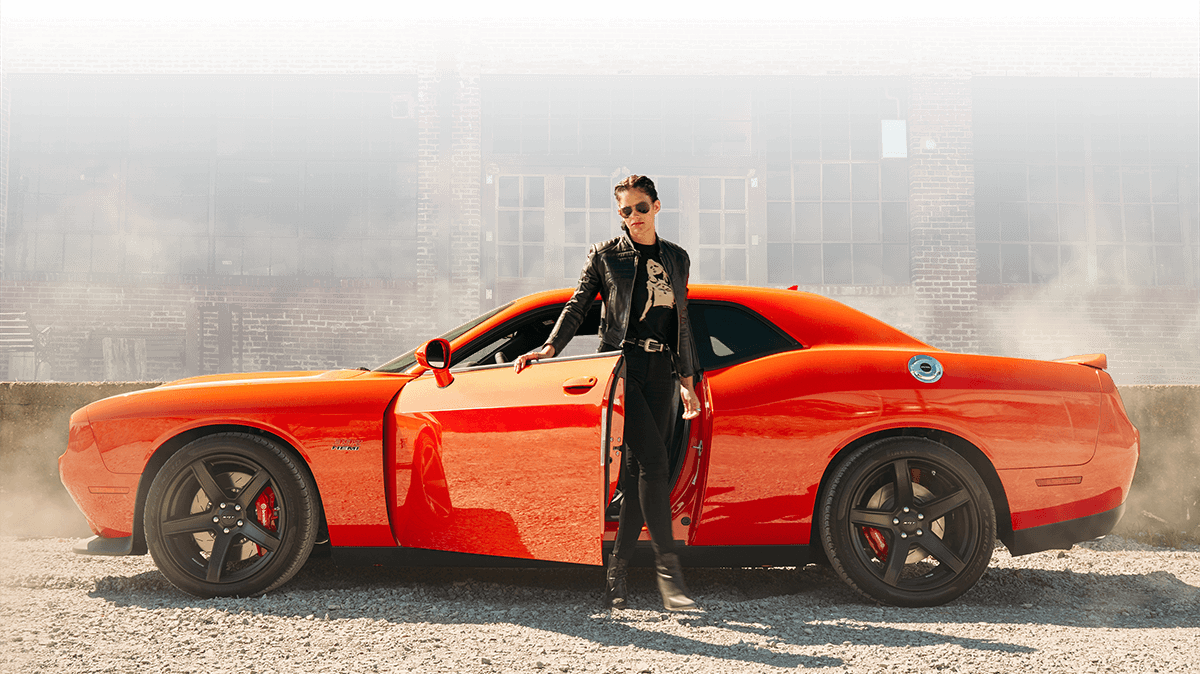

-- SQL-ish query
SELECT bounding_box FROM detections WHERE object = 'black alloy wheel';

[820,437,996,607]
[144,433,319,598]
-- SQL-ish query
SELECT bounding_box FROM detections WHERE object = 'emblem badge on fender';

[331,440,361,451]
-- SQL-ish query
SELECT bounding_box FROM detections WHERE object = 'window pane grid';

[696,177,748,282]
[761,80,910,285]
[496,176,545,278]
[5,76,419,279]
[563,175,621,274]
[767,160,909,285]
[652,176,681,243]
[974,79,1198,287]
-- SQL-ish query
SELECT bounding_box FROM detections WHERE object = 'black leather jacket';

[546,234,701,379]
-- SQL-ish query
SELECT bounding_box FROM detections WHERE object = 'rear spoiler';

[1054,353,1107,370]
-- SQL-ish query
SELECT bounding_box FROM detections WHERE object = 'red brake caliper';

[864,528,889,561]
[254,487,278,556]
[862,467,922,562]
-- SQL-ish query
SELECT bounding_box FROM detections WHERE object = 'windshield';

[373,301,516,373]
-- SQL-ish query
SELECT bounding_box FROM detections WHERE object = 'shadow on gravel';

[953,567,1200,627]
[86,561,1057,665]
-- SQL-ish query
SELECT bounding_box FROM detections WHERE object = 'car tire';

[144,432,319,598]
[820,437,996,607]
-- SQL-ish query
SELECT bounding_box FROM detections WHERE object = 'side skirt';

[603,543,816,568]
[1003,503,1125,556]
[332,547,585,568]
[331,544,816,569]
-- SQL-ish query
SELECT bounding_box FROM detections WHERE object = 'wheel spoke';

[918,531,967,574]
[891,459,914,508]
[882,536,910,586]
[239,522,281,551]
[191,461,227,504]
[921,489,971,522]
[161,513,216,537]
[850,508,895,529]
[205,531,236,583]
[235,469,272,510]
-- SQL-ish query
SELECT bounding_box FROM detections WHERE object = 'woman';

[514,175,701,611]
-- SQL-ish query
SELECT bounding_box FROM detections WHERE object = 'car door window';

[690,302,799,371]
[452,302,606,369]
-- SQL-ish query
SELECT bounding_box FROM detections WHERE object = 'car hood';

[158,369,369,389]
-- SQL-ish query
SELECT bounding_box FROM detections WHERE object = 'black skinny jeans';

[611,347,678,561]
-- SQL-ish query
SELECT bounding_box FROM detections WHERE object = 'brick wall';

[1,18,1197,384]
[0,72,9,273]
[977,285,1200,386]
[450,61,484,327]
[0,279,429,381]
[909,77,978,353]
[1,12,10,277]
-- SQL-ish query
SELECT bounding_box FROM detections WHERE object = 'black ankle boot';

[655,552,697,611]
[605,554,629,609]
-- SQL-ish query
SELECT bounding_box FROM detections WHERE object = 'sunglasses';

[618,202,652,219]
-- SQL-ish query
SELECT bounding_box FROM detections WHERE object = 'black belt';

[623,337,669,353]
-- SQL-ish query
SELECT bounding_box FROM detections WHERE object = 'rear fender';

[809,427,1012,549]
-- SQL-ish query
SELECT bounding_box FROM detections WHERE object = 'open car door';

[391,353,623,566]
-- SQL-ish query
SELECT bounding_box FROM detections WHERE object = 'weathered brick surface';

[450,61,483,326]
[0,73,9,273]
[977,285,1200,385]
[909,77,977,353]
[0,18,1197,384]
[0,280,427,381]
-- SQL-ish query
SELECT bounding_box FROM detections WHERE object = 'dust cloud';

[0,402,93,534]
[969,283,1199,542]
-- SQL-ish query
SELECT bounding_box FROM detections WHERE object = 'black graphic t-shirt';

[630,240,676,346]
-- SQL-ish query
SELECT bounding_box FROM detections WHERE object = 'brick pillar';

[417,45,483,335]
[450,59,483,323]
[416,56,451,334]
[0,80,10,278]
[908,77,978,353]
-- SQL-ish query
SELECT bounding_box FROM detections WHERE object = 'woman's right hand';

[514,345,555,373]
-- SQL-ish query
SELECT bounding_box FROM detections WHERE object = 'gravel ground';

[2,536,1198,674]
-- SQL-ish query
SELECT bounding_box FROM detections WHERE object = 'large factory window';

[974,78,1199,287]
[696,177,749,282]
[496,176,546,278]
[4,75,419,280]
[761,80,911,286]
[562,176,620,275]
[484,77,751,158]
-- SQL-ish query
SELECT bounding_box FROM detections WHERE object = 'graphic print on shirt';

[639,258,675,322]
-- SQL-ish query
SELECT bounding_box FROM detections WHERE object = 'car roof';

[501,285,930,350]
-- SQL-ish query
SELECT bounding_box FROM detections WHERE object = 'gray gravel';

[2,536,1198,673]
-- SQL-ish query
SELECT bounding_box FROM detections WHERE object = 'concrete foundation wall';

[2,382,1196,544]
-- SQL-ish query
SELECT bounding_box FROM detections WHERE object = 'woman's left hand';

[680,378,700,419]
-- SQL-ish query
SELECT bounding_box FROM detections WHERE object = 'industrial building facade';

[1,19,1197,384]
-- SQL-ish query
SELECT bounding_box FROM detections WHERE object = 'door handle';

[562,376,597,394]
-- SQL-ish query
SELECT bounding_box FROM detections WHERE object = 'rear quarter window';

[690,302,800,371]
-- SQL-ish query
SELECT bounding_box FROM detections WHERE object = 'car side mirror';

[416,338,454,388]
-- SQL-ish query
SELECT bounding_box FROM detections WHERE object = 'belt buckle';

[643,338,663,352]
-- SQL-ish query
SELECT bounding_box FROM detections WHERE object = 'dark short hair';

[613,175,659,203]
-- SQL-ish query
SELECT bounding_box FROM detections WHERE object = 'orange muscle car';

[60,286,1139,606]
